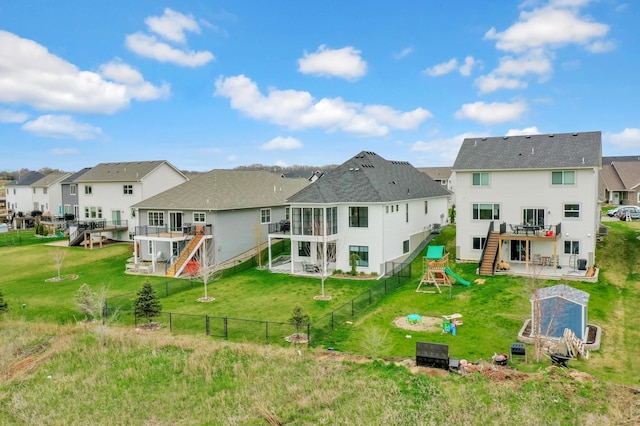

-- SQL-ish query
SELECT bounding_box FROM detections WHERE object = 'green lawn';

[1,222,639,387]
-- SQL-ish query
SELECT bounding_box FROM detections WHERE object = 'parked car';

[619,208,640,221]
[608,205,640,217]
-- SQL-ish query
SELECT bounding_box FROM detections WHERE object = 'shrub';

[0,290,8,313]
[134,280,162,324]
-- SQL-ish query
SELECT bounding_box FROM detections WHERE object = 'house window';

[33,188,36,194]
[523,208,545,226]
[424,201,428,214]
[473,237,487,250]
[326,207,337,234]
[33,202,39,210]
[472,203,500,220]
[64,205,71,214]
[349,206,368,227]
[298,241,310,257]
[564,240,580,255]
[70,184,77,195]
[302,208,313,235]
[349,245,369,267]
[260,208,271,224]
[386,206,389,214]
[84,185,93,195]
[292,208,302,235]
[123,185,133,195]
[406,203,409,223]
[84,207,102,219]
[403,240,410,254]
[563,204,580,218]
[148,241,154,256]
[193,212,206,223]
[43,188,48,195]
[472,172,489,186]
[148,211,164,227]
[285,207,290,220]
[552,170,575,185]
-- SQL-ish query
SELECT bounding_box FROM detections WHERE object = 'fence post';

[351,299,354,318]
[102,300,108,325]
[265,321,269,344]
[206,315,210,336]
[169,312,173,332]
[224,317,228,338]
[307,323,311,347]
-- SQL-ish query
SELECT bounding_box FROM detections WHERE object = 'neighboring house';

[452,131,601,274]
[61,167,92,220]
[599,156,640,206]
[276,151,451,276]
[72,160,188,243]
[4,171,45,214]
[418,166,453,193]
[0,180,7,214]
[30,172,72,215]
[131,170,310,276]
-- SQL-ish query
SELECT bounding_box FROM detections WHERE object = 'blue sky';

[0,0,638,171]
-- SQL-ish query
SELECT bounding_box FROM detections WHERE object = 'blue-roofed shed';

[530,284,590,340]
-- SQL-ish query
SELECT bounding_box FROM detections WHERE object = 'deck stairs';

[166,232,207,278]
[478,231,500,276]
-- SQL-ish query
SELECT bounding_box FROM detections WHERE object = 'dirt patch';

[393,316,442,332]
[135,322,163,331]
[285,333,309,344]
[45,274,79,283]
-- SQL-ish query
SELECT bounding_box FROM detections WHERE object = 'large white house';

[71,160,188,243]
[452,131,601,274]
[276,151,451,276]
[5,171,44,215]
[31,172,72,215]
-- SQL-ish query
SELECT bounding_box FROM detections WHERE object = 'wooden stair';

[166,229,206,278]
[478,231,500,276]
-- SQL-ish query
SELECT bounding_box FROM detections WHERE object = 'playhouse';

[417,246,470,293]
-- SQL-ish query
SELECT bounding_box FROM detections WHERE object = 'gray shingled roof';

[74,161,184,182]
[603,155,640,165]
[612,161,640,190]
[31,172,72,188]
[287,151,451,203]
[453,131,602,171]
[529,284,589,306]
[62,167,92,184]
[600,164,626,191]
[133,170,311,210]
[6,171,45,186]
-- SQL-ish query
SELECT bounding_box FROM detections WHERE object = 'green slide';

[444,267,471,286]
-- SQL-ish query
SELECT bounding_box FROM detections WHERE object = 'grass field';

[1,222,640,423]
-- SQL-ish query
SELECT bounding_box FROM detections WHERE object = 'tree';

[51,248,67,280]
[288,305,310,336]
[0,290,8,313]
[75,283,101,321]
[134,280,162,324]
[253,222,265,268]
[449,204,456,224]
[191,239,220,302]
[349,253,360,276]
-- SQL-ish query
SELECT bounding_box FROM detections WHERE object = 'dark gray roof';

[287,151,451,204]
[603,155,640,165]
[75,160,185,182]
[529,284,589,306]
[453,131,602,171]
[6,171,45,186]
[62,167,92,184]
[133,170,310,210]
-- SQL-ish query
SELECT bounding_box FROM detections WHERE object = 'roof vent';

[531,147,534,154]
[573,133,578,136]
[582,157,585,165]
[503,136,508,139]
[549,134,554,137]
[474,140,477,146]
[525,135,531,139]
[482,137,487,140]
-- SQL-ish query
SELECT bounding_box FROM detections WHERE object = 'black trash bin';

[578,259,587,270]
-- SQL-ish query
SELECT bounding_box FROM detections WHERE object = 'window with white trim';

[563,203,580,218]
[472,172,489,186]
[349,207,368,227]
[193,212,206,223]
[148,211,164,226]
[84,185,92,195]
[473,237,487,250]
[260,208,271,224]
[424,201,428,214]
[70,184,77,195]
[298,241,310,257]
[564,240,580,255]
[349,245,369,267]
[472,203,500,220]
[123,184,133,195]
[403,240,410,254]
[552,170,575,185]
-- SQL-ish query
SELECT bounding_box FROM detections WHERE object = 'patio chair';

[509,224,519,234]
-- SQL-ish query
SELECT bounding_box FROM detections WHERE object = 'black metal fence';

[106,233,437,346]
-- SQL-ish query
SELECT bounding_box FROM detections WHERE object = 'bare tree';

[191,239,221,303]
[253,222,264,268]
[51,248,67,280]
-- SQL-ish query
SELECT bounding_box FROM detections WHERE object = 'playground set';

[416,245,470,293]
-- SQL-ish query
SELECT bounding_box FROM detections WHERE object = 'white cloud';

[475,74,527,93]
[484,4,610,53]
[298,45,367,81]
[459,56,478,76]
[494,49,552,77]
[260,136,303,150]
[49,147,80,155]
[99,60,170,101]
[0,30,130,113]
[423,58,458,77]
[586,40,616,53]
[145,8,201,44]
[393,47,414,59]
[22,115,103,140]
[606,128,640,149]
[454,101,528,125]
[275,160,288,168]
[0,108,28,123]
[214,74,431,137]
[126,32,214,67]
[506,126,541,136]
[411,132,489,165]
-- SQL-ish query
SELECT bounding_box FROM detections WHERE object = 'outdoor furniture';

[407,314,422,324]
[302,262,320,273]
